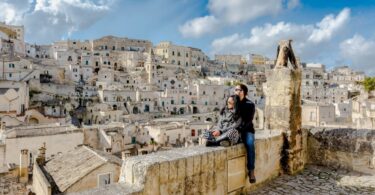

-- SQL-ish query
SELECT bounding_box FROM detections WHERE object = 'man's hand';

[212,130,221,137]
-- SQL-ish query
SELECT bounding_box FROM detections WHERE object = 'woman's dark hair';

[220,95,241,120]
[236,83,248,96]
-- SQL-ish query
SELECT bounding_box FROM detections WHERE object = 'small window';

[98,173,112,187]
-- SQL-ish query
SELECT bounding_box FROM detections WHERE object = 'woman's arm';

[219,117,242,134]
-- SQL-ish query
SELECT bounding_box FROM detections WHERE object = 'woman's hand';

[212,130,221,137]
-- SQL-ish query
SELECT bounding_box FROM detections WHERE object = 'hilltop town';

[0,22,374,194]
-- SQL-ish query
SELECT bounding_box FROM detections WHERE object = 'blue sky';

[1,0,375,74]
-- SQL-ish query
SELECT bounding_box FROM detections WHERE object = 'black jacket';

[238,98,255,134]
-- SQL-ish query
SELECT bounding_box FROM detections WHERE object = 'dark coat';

[238,98,255,134]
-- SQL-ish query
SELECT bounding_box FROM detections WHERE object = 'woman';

[202,95,241,147]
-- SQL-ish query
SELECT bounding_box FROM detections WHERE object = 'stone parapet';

[72,130,284,195]
[308,127,375,175]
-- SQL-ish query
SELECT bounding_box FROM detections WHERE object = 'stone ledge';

[73,130,284,195]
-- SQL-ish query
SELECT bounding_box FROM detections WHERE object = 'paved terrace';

[252,165,375,195]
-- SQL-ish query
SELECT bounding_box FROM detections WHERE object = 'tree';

[363,77,375,92]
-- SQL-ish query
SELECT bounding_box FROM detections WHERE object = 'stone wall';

[307,128,375,175]
[73,130,285,195]
[32,164,52,195]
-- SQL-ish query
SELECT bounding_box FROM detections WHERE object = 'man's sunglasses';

[234,88,243,92]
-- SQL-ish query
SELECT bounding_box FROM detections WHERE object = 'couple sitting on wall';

[201,83,256,183]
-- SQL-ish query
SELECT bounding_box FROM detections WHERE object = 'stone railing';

[307,127,375,175]
[74,130,284,195]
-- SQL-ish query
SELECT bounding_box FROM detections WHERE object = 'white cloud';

[179,16,220,38]
[287,0,299,9]
[308,8,350,43]
[179,0,299,38]
[210,8,350,60]
[340,35,375,75]
[0,0,116,44]
[208,0,283,24]
[0,1,29,24]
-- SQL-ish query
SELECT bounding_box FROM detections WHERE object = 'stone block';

[227,156,246,192]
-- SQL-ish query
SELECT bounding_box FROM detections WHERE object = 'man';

[234,83,256,183]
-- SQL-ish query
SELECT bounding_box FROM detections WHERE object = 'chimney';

[121,151,131,161]
[19,149,29,183]
[0,121,6,132]
[36,143,46,166]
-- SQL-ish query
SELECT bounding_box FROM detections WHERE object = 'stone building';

[154,41,208,70]
[352,91,375,129]
[33,145,122,194]
[0,22,25,56]
[0,124,82,167]
[302,101,336,127]
[215,54,242,65]
[0,81,29,117]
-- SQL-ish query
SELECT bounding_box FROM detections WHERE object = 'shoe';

[205,140,219,147]
[248,171,256,183]
[219,140,231,147]
[249,177,256,183]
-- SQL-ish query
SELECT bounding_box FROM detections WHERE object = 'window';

[9,73,12,78]
[98,173,112,187]
[172,51,175,56]
[85,61,89,65]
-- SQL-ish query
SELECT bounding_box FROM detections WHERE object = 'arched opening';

[113,105,117,110]
[179,107,185,115]
[193,107,198,114]
[144,105,150,112]
[29,117,39,124]
[133,107,139,114]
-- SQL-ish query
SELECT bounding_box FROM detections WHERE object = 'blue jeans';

[242,132,255,171]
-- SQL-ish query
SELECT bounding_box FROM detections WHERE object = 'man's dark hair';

[236,83,248,96]
[220,95,241,121]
